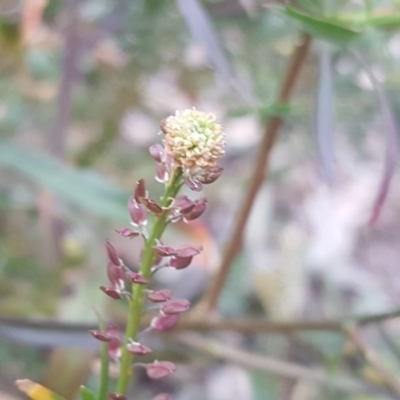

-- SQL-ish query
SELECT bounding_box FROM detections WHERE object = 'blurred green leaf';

[79,386,96,400]
[0,142,129,223]
[283,7,360,44]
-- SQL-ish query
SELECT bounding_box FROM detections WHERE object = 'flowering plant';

[16,109,225,400]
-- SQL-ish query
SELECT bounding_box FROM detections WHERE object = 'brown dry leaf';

[21,0,48,45]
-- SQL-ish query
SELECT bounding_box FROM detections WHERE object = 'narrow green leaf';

[0,142,129,223]
[79,386,97,400]
[283,7,360,44]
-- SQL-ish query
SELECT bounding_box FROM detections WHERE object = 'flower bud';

[161,299,190,315]
[147,289,172,303]
[128,197,147,226]
[106,241,121,266]
[151,313,179,331]
[127,341,152,355]
[185,178,203,192]
[146,361,176,380]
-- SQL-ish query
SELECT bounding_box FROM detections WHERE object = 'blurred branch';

[202,33,312,313]
[352,51,399,226]
[173,331,391,397]
[344,325,400,397]
[2,308,400,347]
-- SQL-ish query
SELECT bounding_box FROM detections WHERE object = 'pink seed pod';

[147,289,172,303]
[100,286,123,299]
[185,178,203,192]
[170,256,192,269]
[89,330,111,342]
[134,179,148,202]
[125,270,149,285]
[175,245,202,258]
[140,198,163,215]
[161,299,190,315]
[152,245,177,257]
[127,341,152,355]
[149,143,164,163]
[128,197,147,226]
[146,361,176,379]
[115,228,140,238]
[156,164,169,183]
[151,313,180,331]
[107,262,124,290]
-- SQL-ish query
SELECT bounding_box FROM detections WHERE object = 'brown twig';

[203,33,312,313]
[344,325,400,397]
[173,331,391,397]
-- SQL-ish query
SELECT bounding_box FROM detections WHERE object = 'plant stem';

[116,168,183,395]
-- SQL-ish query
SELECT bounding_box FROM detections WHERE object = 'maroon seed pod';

[185,178,203,192]
[100,286,122,299]
[146,361,176,379]
[125,271,149,285]
[152,245,177,257]
[152,394,171,400]
[106,240,121,266]
[197,165,223,184]
[175,245,202,258]
[184,199,207,221]
[89,330,111,342]
[170,256,193,269]
[174,195,194,211]
[147,289,172,303]
[107,263,124,289]
[128,197,147,226]
[161,299,190,315]
[151,313,180,331]
[115,228,140,238]
[127,341,152,355]
[108,393,126,400]
[134,179,147,202]
[141,198,163,215]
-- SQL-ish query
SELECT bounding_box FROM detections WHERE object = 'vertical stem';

[116,169,183,395]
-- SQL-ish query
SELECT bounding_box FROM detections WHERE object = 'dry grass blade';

[175,0,254,104]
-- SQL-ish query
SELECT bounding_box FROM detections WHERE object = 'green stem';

[116,168,183,395]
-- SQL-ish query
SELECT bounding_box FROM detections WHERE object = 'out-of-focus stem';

[116,169,183,395]
[203,33,311,313]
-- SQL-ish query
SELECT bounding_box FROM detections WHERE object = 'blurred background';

[1,0,400,399]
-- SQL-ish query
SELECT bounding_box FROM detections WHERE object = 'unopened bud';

[184,199,207,220]
[149,143,164,163]
[170,256,192,269]
[151,313,179,331]
[115,228,140,238]
[100,286,122,299]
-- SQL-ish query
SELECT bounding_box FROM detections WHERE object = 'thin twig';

[203,33,312,313]
[2,308,400,347]
[344,325,400,397]
[173,331,391,397]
